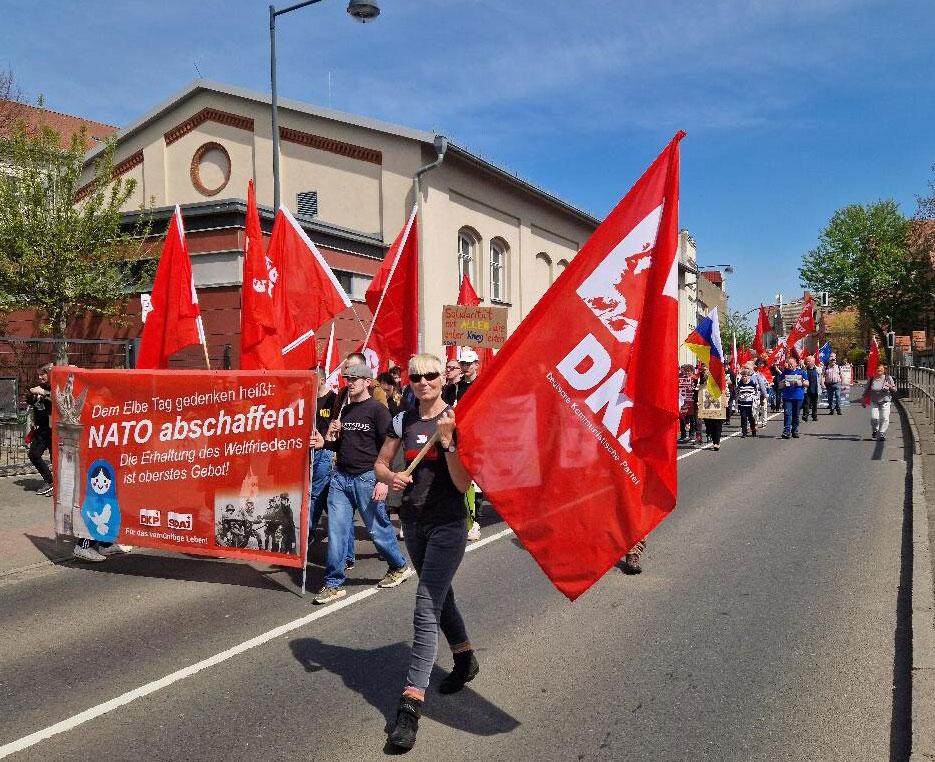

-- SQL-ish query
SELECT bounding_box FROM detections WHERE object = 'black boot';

[388,695,422,750]
[438,650,480,694]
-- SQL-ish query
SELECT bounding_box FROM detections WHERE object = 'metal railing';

[907,367,935,432]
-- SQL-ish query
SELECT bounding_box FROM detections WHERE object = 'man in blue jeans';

[311,362,413,604]
[780,357,808,439]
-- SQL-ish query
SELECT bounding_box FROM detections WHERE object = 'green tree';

[799,200,932,345]
[0,109,152,363]
[719,309,754,356]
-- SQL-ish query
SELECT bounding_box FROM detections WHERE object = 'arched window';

[535,252,554,301]
[457,228,478,287]
[489,238,509,302]
[557,258,570,277]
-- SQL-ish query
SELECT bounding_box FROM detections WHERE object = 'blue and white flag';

[818,341,832,366]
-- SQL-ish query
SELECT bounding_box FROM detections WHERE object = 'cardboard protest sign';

[696,387,727,419]
[442,305,508,349]
[50,368,314,568]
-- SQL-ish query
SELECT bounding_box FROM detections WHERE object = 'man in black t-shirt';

[311,362,413,604]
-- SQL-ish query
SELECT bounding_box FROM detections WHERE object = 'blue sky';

[3,0,933,319]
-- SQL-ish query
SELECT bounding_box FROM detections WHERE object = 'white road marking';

[0,417,781,758]
[677,412,782,461]
[0,525,514,758]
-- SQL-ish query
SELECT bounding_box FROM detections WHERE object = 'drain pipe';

[413,134,448,353]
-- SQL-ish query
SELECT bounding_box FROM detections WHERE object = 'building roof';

[84,79,600,227]
[700,270,723,286]
[0,98,116,150]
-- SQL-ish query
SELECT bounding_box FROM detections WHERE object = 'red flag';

[137,205,205,369]
[457,131,685,600]
[738,345,752,367]
[268,207,351,370]
[864,338,880,403]
[753,305,769,354]
[364,207,419,373]
[240,181,284,370]
[787,298,815,349]
[447,275,494,372]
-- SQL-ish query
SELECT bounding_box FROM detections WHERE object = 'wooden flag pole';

[402,431,439,476]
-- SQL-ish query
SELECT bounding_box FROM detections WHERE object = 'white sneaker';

[99,544,133,556]
[467,523,481,542]
[377,565,415,588]
[73,544,106,562]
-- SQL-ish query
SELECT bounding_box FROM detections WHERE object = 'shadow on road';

[289,637,520,743]
[24,533,290,591]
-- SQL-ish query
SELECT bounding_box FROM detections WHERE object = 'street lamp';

[269,0,380,211]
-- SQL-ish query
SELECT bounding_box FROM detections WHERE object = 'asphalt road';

[0,404,912,761]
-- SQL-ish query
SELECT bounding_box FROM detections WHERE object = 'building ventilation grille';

[297,191,318,217]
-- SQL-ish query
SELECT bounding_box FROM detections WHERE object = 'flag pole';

[197,317,211,369]
[363,205,418,349]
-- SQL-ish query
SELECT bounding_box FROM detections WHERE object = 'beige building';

[73,79,597,364]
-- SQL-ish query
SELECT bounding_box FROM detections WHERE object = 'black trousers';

[703,419,724,446]
[739,406,756,434]
[801,393,818,421]
[29,428,53,484]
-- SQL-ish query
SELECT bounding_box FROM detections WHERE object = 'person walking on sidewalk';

[375,354,477,751]
[823,355,843,415]
[780,357,808,439]
[863,363,897,441]
[311,362,413,604]
[25,363,54,496]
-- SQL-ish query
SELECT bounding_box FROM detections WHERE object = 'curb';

[896,396,935,761]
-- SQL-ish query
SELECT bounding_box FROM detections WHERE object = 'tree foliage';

[0,110,152,362]
[799,200,933,344]
[719,309,754,355]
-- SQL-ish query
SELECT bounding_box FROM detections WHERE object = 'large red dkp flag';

[457,132,685,600]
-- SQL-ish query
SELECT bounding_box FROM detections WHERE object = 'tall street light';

[269,0,380,212]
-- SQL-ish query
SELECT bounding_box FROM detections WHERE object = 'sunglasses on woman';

[410,372,441,383]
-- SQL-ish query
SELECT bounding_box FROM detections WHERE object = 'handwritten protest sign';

[442,304,508,349]
[50,368,314,568]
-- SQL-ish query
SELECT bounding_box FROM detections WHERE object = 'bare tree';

[0,67,26,132]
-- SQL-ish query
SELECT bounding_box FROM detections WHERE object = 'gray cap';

[343,363,373,380]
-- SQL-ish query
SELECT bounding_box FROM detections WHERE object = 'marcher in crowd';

[724,366,737,426]
[378,372,402,417]
[770,358,784,411]
[699,384,726,451]
[780,357,808,439]
[801,356,820,423]
[26,363,54,496]
[736,365,761,437]
[752,359,771,429]
[442,359,463,405]
[863,363,897,441]
[823,354,843,415]
[375,353,476,751]
[677,364,697,443]
[311,362,413,604]
[310,368,337,535]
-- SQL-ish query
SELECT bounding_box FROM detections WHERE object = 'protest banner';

[442,304,508,349]
[913,331,927,352]
[50,367,314,569]
[895,335,911,352]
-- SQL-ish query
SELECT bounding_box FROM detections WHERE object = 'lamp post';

[269,0,380,212]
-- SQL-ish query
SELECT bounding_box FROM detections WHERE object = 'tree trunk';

[52,312,68,366]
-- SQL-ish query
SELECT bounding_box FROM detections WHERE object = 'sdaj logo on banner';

[51,367,315,569]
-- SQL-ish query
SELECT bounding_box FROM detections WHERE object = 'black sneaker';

[439,651,479,694]
[791,432,799,438]
[879,434,886,441]
[388,696,422,750]
[781,433,790,439]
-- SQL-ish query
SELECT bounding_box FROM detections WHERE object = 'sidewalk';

[0,471,73,578]
[897,396,935,762]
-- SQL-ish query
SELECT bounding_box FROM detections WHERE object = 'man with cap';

[311,361,413,603]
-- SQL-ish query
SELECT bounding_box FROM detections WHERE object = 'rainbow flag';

[684,306,726,398]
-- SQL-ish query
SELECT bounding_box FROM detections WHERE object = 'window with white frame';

[457,229,478,287]
[489,239,508,302]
